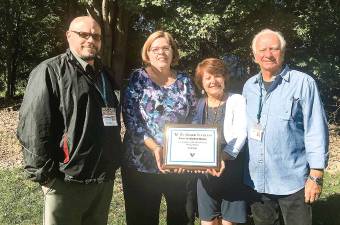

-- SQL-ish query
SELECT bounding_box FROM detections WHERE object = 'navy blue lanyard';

[96,73,108,107]
[257,76,263,124]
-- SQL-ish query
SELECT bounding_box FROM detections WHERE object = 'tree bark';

[111,4,129,88]
[87,0,130,89]
[6,52,17,98]
[5,32,19,98]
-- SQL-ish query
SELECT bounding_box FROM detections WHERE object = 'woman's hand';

[152,146,169,173]
[189,160,226,176]
[172,168,186,173]
[206,160,225,177]
[144,138,169,173]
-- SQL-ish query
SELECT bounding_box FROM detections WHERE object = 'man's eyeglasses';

[149,47,171,54]
[70,31,101,41]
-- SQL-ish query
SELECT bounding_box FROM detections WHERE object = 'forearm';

[144,137,162,153]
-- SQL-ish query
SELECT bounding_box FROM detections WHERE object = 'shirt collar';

[70,49,91,71]
[254,65,290,83]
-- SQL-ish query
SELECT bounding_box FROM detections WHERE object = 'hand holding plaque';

[163,124,220,170]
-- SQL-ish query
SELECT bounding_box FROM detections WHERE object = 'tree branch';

[86,3,101,22]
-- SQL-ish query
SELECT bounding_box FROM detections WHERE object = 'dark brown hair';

[195,58,230,90]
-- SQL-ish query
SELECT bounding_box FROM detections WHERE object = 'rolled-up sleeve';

[223,94,247,159]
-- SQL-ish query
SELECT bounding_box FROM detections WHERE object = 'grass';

[0,168,42,225]
[0,168,339,225]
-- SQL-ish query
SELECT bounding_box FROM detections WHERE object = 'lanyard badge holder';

[98,73,118,127]
[102,107,118,126]
[250,76,264,141]
[250,123,263,141]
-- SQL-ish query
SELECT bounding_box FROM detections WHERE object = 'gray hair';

[251,29,286,55]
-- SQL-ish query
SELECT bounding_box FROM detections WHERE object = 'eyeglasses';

[149,47,171,54]
[70,30,101,41]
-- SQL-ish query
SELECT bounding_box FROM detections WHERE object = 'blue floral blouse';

[122,68,197,173]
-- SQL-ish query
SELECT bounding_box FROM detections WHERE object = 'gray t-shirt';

[205,101,226,145]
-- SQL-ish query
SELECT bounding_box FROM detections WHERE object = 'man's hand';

[305,169,323,203]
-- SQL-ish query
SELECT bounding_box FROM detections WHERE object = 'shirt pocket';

[278,97,302,122]
[278,99,293,120]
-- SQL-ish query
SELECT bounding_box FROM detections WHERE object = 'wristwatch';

[308,175,323,186]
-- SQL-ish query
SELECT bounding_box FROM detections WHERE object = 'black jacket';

[17,49,122,184]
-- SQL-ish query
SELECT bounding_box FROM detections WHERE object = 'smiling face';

[202,72,225,99]
[66,17,101,64]
[254,33,284,75]
[147,37,173,70]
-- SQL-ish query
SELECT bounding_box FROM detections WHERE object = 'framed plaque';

[163,124,220,170]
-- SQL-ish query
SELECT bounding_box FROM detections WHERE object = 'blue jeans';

[250,188,312,225]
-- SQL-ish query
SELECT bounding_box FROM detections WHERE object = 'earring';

[201,89,205,95]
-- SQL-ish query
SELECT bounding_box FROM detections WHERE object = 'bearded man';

[17,16,122,225]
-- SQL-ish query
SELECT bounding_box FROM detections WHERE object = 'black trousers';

[122,167,197,225]
[250,188,312,225]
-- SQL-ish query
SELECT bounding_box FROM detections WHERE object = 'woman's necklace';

[205,95,224,124]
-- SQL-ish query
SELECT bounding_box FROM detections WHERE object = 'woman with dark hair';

[194,58,247,225]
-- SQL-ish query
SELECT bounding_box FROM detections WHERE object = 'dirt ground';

[1,105,339,173]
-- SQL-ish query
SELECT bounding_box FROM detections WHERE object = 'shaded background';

[0,0,339,122]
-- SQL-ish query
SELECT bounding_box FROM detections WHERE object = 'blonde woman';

[122,31,197,225]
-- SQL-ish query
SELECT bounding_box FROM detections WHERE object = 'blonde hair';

[141,31,179,66]
[251,29,286,55]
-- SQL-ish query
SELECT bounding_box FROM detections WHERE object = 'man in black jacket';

[17,16,122,225]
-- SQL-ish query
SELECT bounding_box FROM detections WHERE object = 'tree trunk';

[5,33,18,98]
[101,0,113,68]
[5,61,11,98]
[87,0,130,89]
[5,54,16,98]
[112,4,129,88]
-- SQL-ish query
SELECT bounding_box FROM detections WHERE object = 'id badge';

[250,123,263,141]
[102,107,118,126]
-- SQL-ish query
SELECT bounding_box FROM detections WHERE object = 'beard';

[81,54,96,61]
[80,46,99,61]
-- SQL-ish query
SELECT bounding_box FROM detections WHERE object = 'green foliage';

[0,0,80,97]
[0,0,339,120]
[130,0,339,121]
